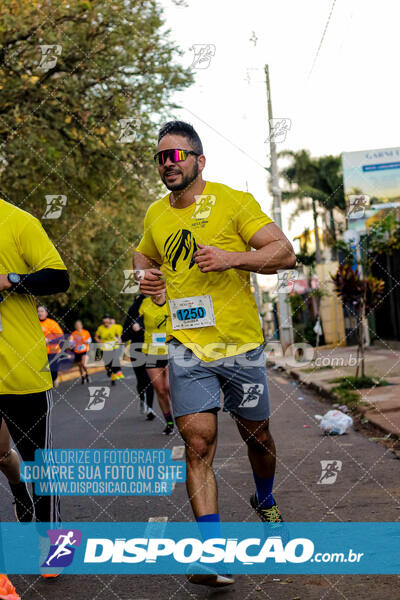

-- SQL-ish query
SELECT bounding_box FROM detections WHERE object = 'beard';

[161,160,199,191]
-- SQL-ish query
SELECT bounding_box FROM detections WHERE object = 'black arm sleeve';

[14,268,70,296]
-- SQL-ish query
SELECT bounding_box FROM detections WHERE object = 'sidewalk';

[267,344,400,436]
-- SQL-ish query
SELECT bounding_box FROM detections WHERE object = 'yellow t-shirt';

[114,323,123,337]
[138,297,169,356]
[0,199,67,394]
[95,324,120,350]
[136,181,272,361]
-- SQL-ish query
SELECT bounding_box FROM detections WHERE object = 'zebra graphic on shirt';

[164,229,198,271]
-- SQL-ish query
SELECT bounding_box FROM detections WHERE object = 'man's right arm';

[133,252,165,296]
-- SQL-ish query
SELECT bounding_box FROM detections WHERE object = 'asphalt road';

[2,365,399,599]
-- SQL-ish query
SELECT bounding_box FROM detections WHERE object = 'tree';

[331,264,384,378]
[0,0,192,331]
[279,150,346,261]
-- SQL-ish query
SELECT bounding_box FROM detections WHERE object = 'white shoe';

[186,564,234,587]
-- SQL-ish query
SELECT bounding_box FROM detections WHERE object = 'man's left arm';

[0,217,69,294]
[194,222,296,274]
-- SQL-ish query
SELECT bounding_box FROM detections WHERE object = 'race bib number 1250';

[169,295,215,330]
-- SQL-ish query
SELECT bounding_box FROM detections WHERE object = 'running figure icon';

[45,531,77,566]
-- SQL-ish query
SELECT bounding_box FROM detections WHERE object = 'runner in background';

[37,305,64,387]
[69,320,91,384]
[139,293,174,434]
[110,318,125,379]
[111,317,123,338]
[122,294,155,419]
[0,574,20,600]
[94,315,124,385]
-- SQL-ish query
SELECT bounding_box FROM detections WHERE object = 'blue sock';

[253,473,275,508]
[196,513,222,541]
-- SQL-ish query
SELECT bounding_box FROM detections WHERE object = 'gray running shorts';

[168,339,270,421]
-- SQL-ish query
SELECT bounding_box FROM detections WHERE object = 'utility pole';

[265,64,294,353]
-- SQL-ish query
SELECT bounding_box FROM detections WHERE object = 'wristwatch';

[7,273,21,289]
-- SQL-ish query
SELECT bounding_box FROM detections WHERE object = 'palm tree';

[279,150,346,261]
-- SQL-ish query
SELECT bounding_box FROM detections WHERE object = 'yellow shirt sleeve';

[235,192,273,244]
[135,207,162,264]
[18,217,66,271]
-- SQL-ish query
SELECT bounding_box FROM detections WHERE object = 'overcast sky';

[158,0,400,244]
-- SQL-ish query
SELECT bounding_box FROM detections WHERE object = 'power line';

[308,0,337,78]
[182,107,269,172]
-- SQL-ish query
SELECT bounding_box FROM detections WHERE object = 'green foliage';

[296,250,316,268]
[279,149,345,240]
[368,213,400,255]
[301,364,333,372]
[331,387,360,409]
[329,375,388,409]
[329,375,389,389]
[0,0,193,331]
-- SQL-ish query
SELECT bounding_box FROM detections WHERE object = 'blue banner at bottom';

[1,522,399,574]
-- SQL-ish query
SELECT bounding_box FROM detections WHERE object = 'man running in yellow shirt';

[0,196,69,534]
[134,121,295,588]
[95,315,124,384]
[138,292,174,434]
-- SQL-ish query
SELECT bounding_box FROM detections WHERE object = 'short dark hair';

[158,121,203,154]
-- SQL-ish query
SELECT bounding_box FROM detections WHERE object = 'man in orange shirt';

[69,320,92,384]
[0,574,20,600]
[37,305,64,387]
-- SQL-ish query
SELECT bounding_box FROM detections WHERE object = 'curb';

[267,359,399,437]
[58,365,105,383]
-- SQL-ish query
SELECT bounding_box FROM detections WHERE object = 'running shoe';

[162,423,174,435]
[250,492,289,544]
[250,492,283,522]
[116,371,124,380]
[186,565,234,587]
[0,574,21,600]
[146,408,156,421]
[42,574,60,579]
[111,373,118,385]
[139,399,145,414]
[9,481,34,522]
